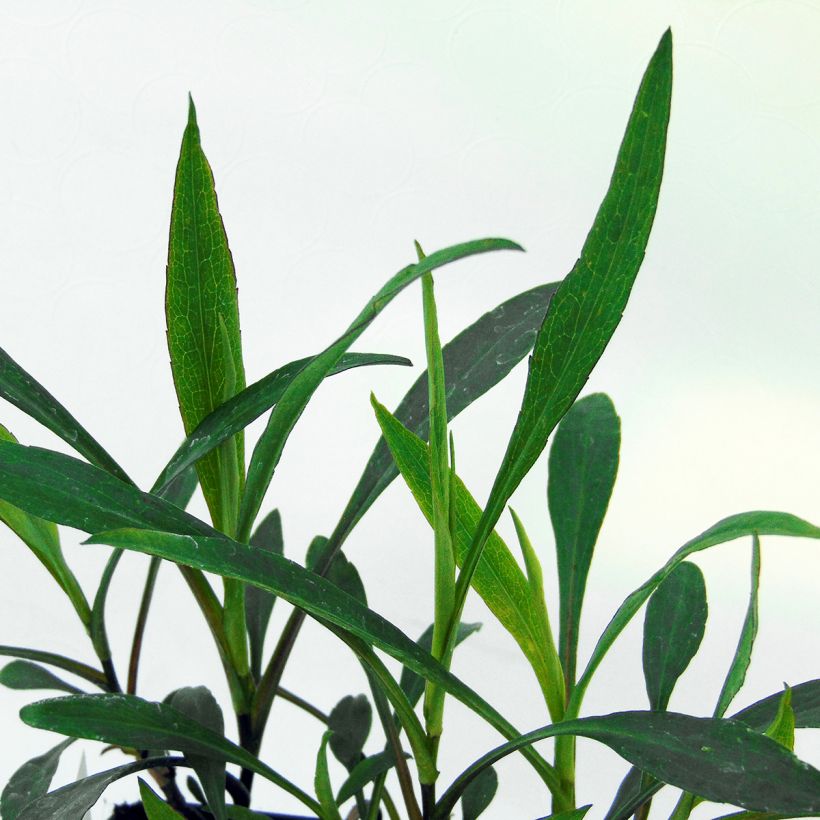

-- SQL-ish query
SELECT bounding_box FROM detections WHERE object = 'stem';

[128,555,161,694]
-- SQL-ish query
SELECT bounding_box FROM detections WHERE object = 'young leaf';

[764,687,795,751]
[547,393,620,691]
[138,779,184,819]
[0,660,83,694]
[461,765,498,820]
[154,352,411,496]
[0,738,74,820]
[371,398,562,719]
[328,694,372,769]
[642,561,708,711]
[452,30,673,649]
[245,508,284,680]
[165,686,226,820]
[714,535,762,717]
[315,731,342,820]
[336,751,404,805]
[236,236,523,542]
[0,348,130,483]
[434,711,820,819]
[20,694,321,815]
[166,96,246,534]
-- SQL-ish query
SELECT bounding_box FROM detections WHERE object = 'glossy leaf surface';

[0,738,74,820]
[548,393,620,690]
[0,660,82,694]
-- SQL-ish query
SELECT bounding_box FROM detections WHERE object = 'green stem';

[128,556,161,695]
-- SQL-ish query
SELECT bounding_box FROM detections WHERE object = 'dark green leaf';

[328,694,372,768]
[548,393,620,690]
[16,756,178,820]
[461,765,498,820]
[733,679,820,730]
[237,236,524,541]
[160,463,199,510]
[604,766,652,820]
[455,30,672,633]
[90,549,123,678]
[315,731,341,820]
[154,353,411,496]
[336,751,403,805]
[165,686,226,820]
[1,738,74,820]
[0,348,129,483]
[0,661,82,694]
[434,711,820,818]
[307,537,367,605]
[20,694,321,814]
[139,779,184,819]
[166,96,246,533]
[245,509,283,679]
[643,562,707,711]
[536,808,591,820]
[0,646,106,689]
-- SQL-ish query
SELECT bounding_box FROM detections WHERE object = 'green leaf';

[315,730,342,820]
[245,508,284,680]
[1,738,74,820]
[0,646,106,690]
[764,687,795,751]
[461,765,498,820]
[733,679,820,730]
[20,693,321,815]
[371,398,562,718]
[434,711,820,819]
[0,660,83,694]
[236,236,524,542]
[328,694,372,768]
[536,808,591,820]
[336,751,403,805]
[90,548,123,679]
[165,686,226,820]
[548,393,620,691]
[166,95,246,534]
[138,779,184,819]
[0,424,91,626]
[82,527,559,792]
[642,561,707,711]
[453,30,673,643]
[15,756,178,820]
[0,348,129,482]
[715,534,762,717]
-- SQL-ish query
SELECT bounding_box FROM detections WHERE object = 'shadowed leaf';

[1,738,74,820]
[0,661,82,695]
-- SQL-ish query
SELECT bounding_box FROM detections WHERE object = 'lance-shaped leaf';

[453,30,673,642]
[0,660,83,694]
[236,236,523,542]
[139,779,184,819]
[537,809,591,820]
[1,738,74,820]
[328,694,372,769]
[0,348,129,483]
[434,711,820,819]
[166,96,246,534]
[244,509,283,680]
[547,393,620,691]
[16,756,180,820]
[0,646,106,690]
[315,731,342,820]
[20,694,321,815]
[371,398,563,719]
[734,679,820,730]
[336,750,404,805]
[154,352,410,495]
[764,687,796,751]
[643,561,707,711]
[461,766,498,820]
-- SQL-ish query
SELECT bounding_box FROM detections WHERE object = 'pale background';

[0,1,818,818]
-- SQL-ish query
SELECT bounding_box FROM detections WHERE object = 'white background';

[0,1,818,818]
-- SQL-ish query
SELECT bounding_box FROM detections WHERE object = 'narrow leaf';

[1,738,74,820]
[336,750,403,805]
[138,779,184,819]
[733,679,820,730]
[461,765,498,820]
[329,694,372,768]
[237,236,524,541]
[764,687,795,751]
[537,809,591,820]
[548,393,620,691]
[0,646,106,690]
[0,660,83,694]
[90,548,123,678]
[315,731,342,820]
[643,561,708,711]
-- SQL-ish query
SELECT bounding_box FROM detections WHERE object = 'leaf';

[764,687,795,751]
[166,95,246,534]
[0,660,83,694]
[399,622,481,710]
[642,561,707,711]
[536,808,591,820]
[308,538,368,605]
[0,738,74,820]
[461,765,498,820]
[315,731,342,820]
[604,765,652,820]
[715,535,762,717]
[0,348,129,482]
[245,508,284,679]
[336,750,404,805]
[165,686,226,820]
[20,694,322,815]
[16,756,177,820]
[371,398,561,717]
[434,711,820,819]
[154,352,411,496]
[733,679,820,730]
[236,236,524,541]
[454,30,673,635]
[547,393,620,691]
[138,779,184,819]
[90,548,123,681]
[0,646,106,689]
[328,694,372,768]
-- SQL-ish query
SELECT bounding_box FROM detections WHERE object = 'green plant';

[0,27,818,820]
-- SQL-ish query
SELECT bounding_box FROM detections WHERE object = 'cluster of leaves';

[0,27,818,820]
